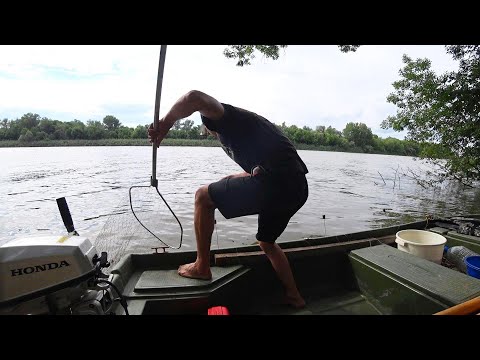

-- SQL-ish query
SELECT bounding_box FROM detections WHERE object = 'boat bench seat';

[116,264,249,314]
[349,244,480,314]
[134,265,246,294]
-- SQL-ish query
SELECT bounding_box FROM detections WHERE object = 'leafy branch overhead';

[223,45,360,66]
[381,45,480,184]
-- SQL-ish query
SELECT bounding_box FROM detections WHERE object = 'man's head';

[200,124,219,139]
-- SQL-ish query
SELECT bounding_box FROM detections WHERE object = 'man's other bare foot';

[178,262,212,280]
[284,294,306,309]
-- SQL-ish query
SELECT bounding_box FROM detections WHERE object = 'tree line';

[0,112,421,156]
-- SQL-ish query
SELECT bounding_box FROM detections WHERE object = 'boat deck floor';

[243,289,382,315]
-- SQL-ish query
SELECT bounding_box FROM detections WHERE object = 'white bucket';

[395,229,447,264]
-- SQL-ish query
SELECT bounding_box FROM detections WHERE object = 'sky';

[0,45,460,139]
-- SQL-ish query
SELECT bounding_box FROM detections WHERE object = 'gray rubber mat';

[135,265,243,292]
[350,244,480,305]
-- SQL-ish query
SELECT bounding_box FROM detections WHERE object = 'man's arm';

[221,166,265,180]
[221,172,250,180]
[149,90,224,146]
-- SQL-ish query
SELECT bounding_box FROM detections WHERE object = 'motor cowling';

[0,235,97,306]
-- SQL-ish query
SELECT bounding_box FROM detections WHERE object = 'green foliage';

[383,137,405,155]
[117,126,133,139]
[1,112,419,157]
[19,113,41,129]
[181,119,195,131]
[132,125,148,139]
[66,121,86,139]
[35,131,48,141]
[372,135,385,153]
[343,122,374,149]
[86,120,105,140]
[381,45,480,183]
[224,45,361,66]
[338,45,361,53]
[38,118,59,134]
[223,45,288,66]
[103,115,121,131]
[19,130,34,142]
[51,128,66,140]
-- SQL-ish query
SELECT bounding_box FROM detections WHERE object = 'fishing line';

[129,185,183,249]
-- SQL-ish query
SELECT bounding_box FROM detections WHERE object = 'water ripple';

[7,191,31,196]
[1,146,480,253]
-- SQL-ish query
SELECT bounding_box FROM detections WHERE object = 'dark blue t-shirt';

[201,103,308,175]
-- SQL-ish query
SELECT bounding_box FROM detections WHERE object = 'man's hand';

[148,123,160,148]
[148,119,170,148]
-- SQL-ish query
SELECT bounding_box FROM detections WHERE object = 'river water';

[1,146,479,262]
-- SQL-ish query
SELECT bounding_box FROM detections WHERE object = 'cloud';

[0,45,458,139]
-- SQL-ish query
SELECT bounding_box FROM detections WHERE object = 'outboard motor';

[0,197,127,315]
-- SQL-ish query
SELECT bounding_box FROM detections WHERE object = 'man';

[148,90,309,308]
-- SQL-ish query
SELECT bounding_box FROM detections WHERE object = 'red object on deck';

[208,306,230,315]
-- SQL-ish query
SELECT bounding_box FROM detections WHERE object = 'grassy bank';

[0,138,410,157]
[2,138,331,149]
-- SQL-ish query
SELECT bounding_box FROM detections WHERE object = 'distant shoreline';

[0,138,220,148]
[0,138,410,156]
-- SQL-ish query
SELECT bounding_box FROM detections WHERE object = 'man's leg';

[179,175,263,279]
[258,240,306,308]
[178,184,215,280]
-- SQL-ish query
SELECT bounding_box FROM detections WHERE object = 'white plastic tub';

[395,229,447,264]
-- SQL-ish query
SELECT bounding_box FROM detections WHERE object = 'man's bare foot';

[284,294,306,309]
[178,262,212,280]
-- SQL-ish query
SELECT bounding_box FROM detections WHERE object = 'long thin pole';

[151,45,167,187]
[434,296,480,315]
